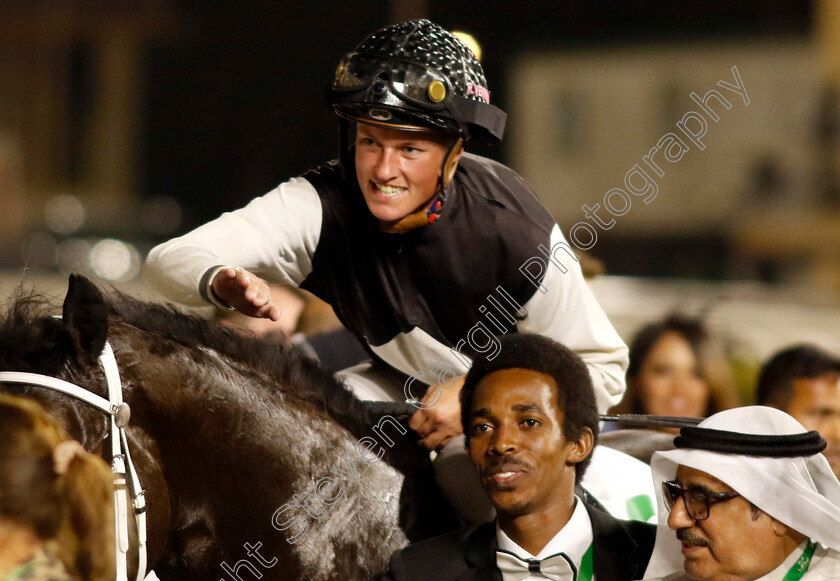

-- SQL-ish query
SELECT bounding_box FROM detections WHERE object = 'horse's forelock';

[0,291,109,448]
[0,292,69,376]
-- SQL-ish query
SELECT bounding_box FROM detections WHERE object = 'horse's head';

[0,275,111,451]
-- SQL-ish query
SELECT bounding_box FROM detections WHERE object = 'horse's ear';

[62,274,109,367]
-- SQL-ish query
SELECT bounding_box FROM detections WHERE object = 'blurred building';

[505,2,840,293]
[0,0,174,281]
[508,39,840,289]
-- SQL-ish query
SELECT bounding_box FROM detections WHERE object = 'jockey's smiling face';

[354,123,460,226]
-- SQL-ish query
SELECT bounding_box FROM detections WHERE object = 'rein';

[0,342,147,581]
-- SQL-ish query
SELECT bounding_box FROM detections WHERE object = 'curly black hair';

[459,333,599,482]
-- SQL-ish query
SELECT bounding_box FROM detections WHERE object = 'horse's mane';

[0,286,379,437]
[105,289,383,434]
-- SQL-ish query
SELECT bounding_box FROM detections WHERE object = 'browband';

[675,426,827,457]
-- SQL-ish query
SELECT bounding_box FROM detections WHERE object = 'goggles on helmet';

[332,53,454,113]
[330,52,506,142]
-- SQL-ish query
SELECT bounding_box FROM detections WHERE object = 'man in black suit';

[378,333,655,580]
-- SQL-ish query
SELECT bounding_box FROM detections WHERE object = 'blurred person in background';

[0,394,114,581]
[755,344,840,480]
[611,314,738,429]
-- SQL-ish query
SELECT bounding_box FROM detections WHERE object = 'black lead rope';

[361,401,417,425]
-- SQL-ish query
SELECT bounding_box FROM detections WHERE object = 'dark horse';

[0,275,455,580]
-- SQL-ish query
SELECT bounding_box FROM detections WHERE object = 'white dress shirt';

[496,497,594,581]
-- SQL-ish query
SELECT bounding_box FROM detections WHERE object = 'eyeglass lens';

[662,481,710,520]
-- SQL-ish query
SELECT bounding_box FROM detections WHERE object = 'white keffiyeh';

[643,406,840,579]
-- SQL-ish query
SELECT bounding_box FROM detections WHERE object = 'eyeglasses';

[661,480,741,521]
[332,52,452,111]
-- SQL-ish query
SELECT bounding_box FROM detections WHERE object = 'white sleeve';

[519,224,628,413]
[368,327,473,387]
[142,177,323,307]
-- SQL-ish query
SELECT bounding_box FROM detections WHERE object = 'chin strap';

[378,206,436,233]
[377,136,463,234]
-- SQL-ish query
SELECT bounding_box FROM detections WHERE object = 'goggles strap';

[450,96,507,140]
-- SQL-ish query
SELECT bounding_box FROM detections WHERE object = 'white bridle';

[0,341,147,581]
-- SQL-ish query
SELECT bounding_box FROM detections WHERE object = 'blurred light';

[56,238,92,275]
[45,194,85,234]
[142,196,182,235]
[89,238,141,281]
[19,232,58,270]
[453,31,482,61]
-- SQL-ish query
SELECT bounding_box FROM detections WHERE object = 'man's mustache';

[677,528,709,548]
[481,455,531,475]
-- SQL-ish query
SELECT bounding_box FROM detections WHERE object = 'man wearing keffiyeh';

[644,406,840,581]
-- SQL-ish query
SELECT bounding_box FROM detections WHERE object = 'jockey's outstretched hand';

[211,268,281,321]
[409,376,465,451]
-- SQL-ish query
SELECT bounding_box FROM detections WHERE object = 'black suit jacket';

[376,503,656,581]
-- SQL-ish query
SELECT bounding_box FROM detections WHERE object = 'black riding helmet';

[329,19,506,144]
[330,20,507,231]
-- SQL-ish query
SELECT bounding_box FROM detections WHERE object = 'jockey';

[142,19,633,523]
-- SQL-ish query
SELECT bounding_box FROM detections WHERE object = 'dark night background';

[141,0,812,241]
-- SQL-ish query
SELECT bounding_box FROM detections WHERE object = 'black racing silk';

[299,153,557,358]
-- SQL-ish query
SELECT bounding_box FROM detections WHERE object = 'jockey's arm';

[142,178,322,317]
[515,225,628,414]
